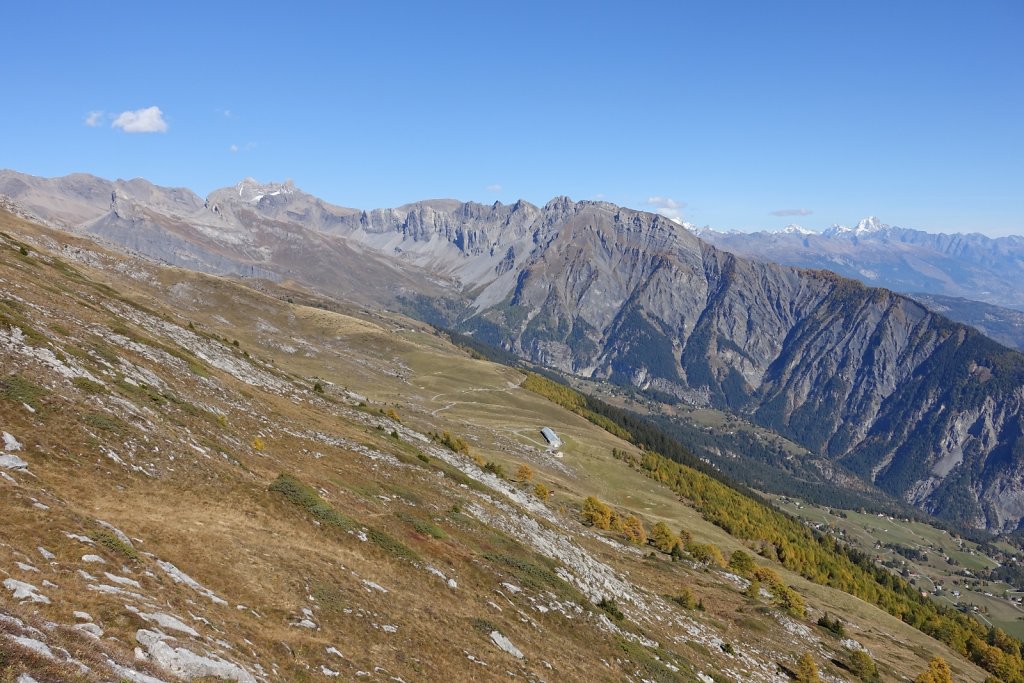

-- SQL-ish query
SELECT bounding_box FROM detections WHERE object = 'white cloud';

[229,144,239,153]
[486,183,502,193]
[770,208,813,217]
[229,142,256,154]
[111,106,168,133]
[84,111,104,127]
[646,196,687,223]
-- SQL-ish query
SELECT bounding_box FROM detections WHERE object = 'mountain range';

[3,170,1024,532]
[693,219,1024,341]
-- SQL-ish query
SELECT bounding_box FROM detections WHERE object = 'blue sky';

[2,2,1021,235]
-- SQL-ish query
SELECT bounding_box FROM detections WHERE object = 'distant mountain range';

[906,294,1024,352]
[692,218,1024,315]
[4,169,1024,531]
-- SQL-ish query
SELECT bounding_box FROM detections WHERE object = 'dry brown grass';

[0,209,995,682]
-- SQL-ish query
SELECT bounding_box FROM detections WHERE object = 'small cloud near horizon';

[229,142,257,153]
[646,196,686,223]
[485,183,502,193]
[770,208,813,217]
[112,106,168,133]
[84,111,104,127]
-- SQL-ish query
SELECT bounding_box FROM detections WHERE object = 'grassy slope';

[0,210,991,682]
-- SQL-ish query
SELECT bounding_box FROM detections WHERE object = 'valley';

[4,6,1018,681]
[775,496,1024,640]
[5,171,1024,532]
[4,208,1001,681]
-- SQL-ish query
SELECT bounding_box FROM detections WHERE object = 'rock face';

[5,170,1024,530]
[453,202,1024,530]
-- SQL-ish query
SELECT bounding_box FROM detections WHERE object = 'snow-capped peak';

[776,224,815,236]
[686,224,724,237]
[854,216,888,234]
[235,178,296,203]
[822,216,889,238]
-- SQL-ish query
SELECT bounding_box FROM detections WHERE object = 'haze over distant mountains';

[4,169,1024,531]
[693,217,1024,306]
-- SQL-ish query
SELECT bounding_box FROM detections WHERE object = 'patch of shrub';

[482,552,567,594]
[470,617,499,635]
[366,526,419,562]
[0,374,46,410]
[432,430,470,454]
[597,597,625,621]
[671,588,698,609]
[483,461,506,479]
[83,412,126,435]
[73,377,106,394]
[397,512,447,539]
[269,474,419,562]
[0,311,48,346]
[817,613,846,638]
[88,529,140,561]
[270,474,355,527]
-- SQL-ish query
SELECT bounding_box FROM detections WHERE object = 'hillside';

[4,171,1024,532]
[0,209,1003,682]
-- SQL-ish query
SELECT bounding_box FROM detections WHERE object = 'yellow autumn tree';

[516,463,534,482]
[915,657,953,683]
[581,496,613,530]
[794,652,820,683]
[728,549,756,575]
[622,515,647,545]
[649,521,679,553]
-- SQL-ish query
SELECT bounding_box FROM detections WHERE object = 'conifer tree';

[795,652,820,683]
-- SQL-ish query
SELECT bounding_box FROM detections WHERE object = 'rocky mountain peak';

[543,196,576,212]
[233,177,296,204]
[777,224,816,235]
[854,216,889,233]
[822,216,890,237]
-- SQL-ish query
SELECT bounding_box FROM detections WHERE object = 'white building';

[540,427,562,448]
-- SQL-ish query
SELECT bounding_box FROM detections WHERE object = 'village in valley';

[775,496,1024,639]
